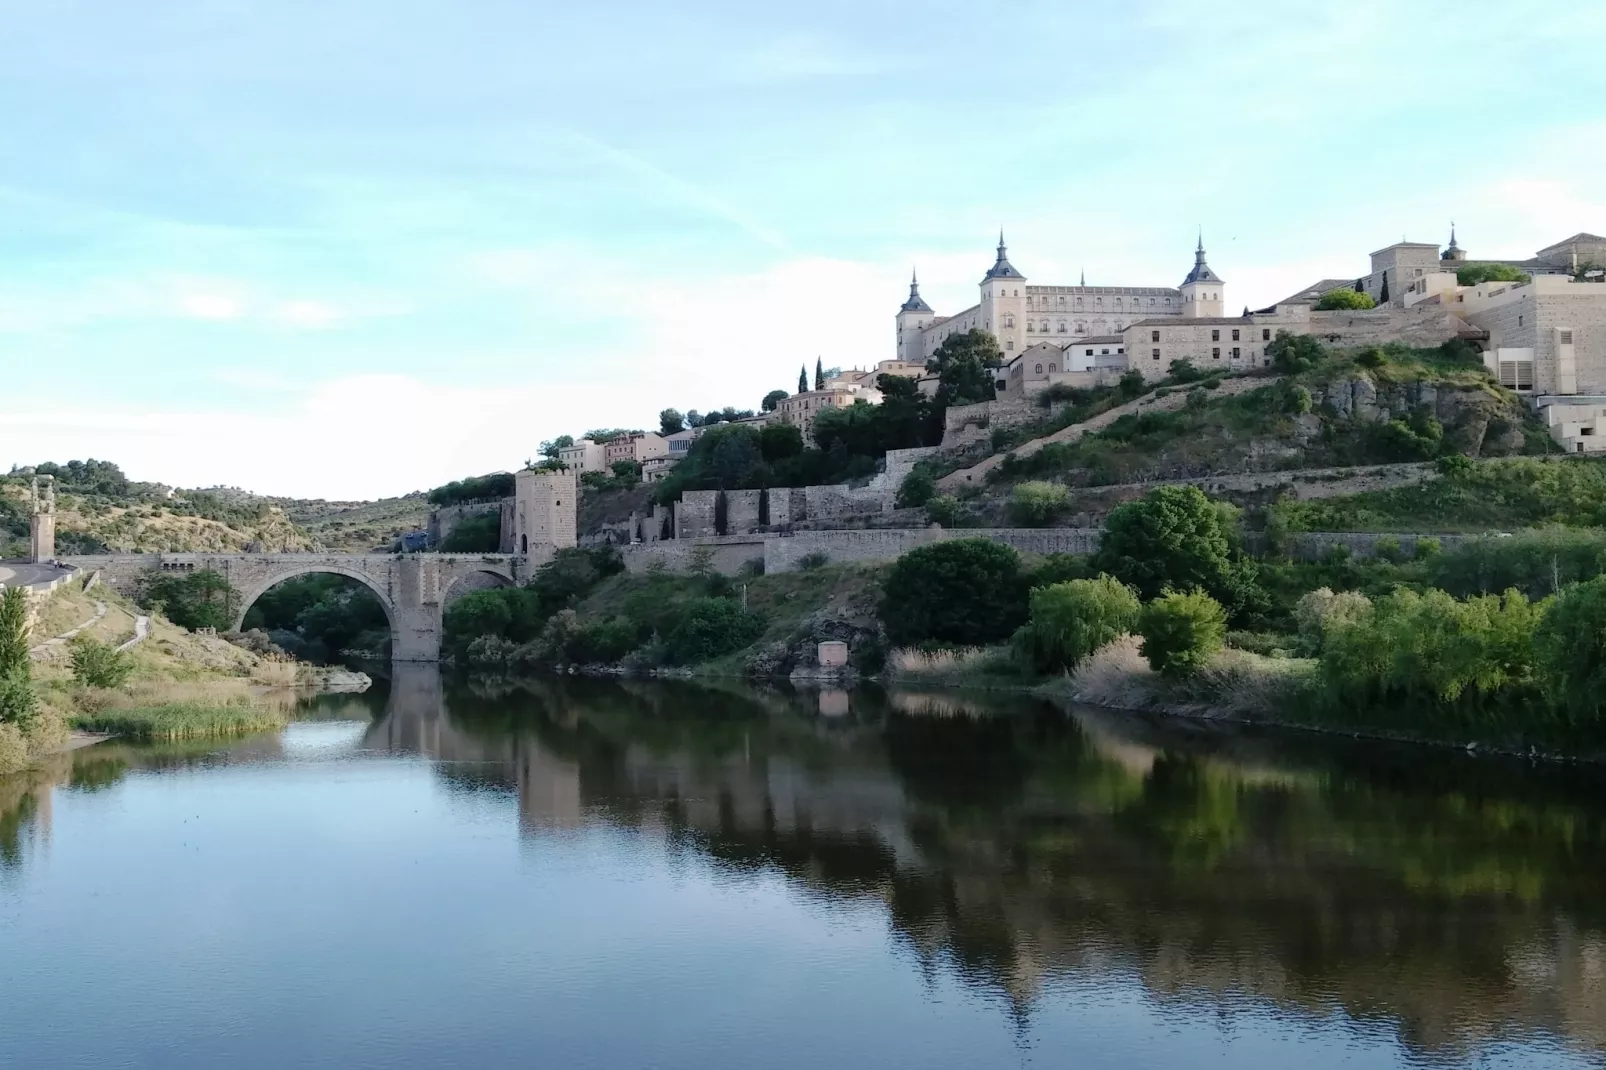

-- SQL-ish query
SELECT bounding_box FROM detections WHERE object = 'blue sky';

[2,0,1603,499]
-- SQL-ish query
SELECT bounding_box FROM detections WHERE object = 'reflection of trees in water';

[372,677,1606,1060]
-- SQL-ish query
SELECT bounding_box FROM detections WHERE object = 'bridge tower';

[29,476,55,564]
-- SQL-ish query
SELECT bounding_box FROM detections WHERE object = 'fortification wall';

[619,535,766,575]
[725,489,764,533]
[675,490,719,539]
[427,501,504,548]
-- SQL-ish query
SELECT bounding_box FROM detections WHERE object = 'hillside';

[277,494,432,553]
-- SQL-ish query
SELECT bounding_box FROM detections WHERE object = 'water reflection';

[5,669,1606,1066]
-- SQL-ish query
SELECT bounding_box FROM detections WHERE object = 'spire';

[900,265,933,313]
[983,229,1024,280]
[1442,221,1465,261]
[1181,229,1222,286]
[1080,268,1086,287]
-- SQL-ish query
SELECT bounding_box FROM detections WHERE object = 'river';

[2,670,1603,1069]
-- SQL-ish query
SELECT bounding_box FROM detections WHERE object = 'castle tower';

[895,269,935,364]
[1179,232,1224,318]
[1441,222,1467,262]
[513,467,576,564]
[29,475,55,564]
[979,231,1027,355]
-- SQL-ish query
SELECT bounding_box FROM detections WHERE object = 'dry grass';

[248,656,301,688]
[888,646,1006,676]
[1053,634,1313,721]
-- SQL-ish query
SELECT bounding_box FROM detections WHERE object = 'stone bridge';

[57,553,528,662]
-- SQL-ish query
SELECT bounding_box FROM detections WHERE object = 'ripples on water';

[1,670,1604,1069]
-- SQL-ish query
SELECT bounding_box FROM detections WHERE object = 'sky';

[2,0,1604,500]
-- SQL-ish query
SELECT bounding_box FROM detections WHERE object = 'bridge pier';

[57,552,524,663]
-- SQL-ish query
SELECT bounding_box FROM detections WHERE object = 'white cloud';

[275,299,341,328]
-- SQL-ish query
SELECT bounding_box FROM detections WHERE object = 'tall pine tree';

[814,357,825,391]
[0,585,36,729]
[798,366,808,393]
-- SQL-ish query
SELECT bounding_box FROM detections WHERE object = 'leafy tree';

[896,469,936,509]
[1456,262,1531,286]
[761,390,788,413]
[685,410,702,428]
[926,329,1003,406]
[659,409,685,436]
[1138,590,1227,677]
[881,539,1025,646]
[1314,288,1377,310]
[1007,481,1071,527]
[33,459,130,497]
[1168,359,1203,383]
[1266,331,1326,374]
[814,358,825,391]
[1117,370,1147,398]
[138,569,241,631]
[438,512,501,552]
[610,460,642,487]
[0,586,34,730]
[759,423,804,463]
[662,597,765,665]
[1536,576,1606,724]
[1017,576,1140,673]
[443,589,514,658]
[427,472,516,506]
[1093,486,1263,619]
[538,436,575,461]
[69,637,135,689]
[873,373,942,449]
[1356,346,1387,369]
[798,367,809,394]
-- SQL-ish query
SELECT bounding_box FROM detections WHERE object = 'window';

[1519,315,1524,326]
[1035,363,1043,374]
[1561,330,1574,344]
[1211,329,1220,341]
[1101,348,1110,355]
[1076,297,1083,308]
[1262,329,1271,341]
[1006,340,1013,351]
[1231,347,1240,359]
[521,534,528,553]
[1026,322,1034,332]
[1164,297,1172,306]
[1085,349,1094,356]
[1048,363,1057,373]
[1149,297,1156,306]
[1152,349,1161,359]
[1212,348,1220,359]
[1058,321,1066,333]
[1231,329,1240,341]
[1151,330,1160,342]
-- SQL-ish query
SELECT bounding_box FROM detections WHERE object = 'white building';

[556,438,607,474]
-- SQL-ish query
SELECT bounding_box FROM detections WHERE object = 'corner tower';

[979,231,1026,355]
[1180,232,1224,318]
[895,269,935,364]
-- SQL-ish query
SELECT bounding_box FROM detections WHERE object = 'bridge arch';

[231,564,399,647]
[442,566,517,607]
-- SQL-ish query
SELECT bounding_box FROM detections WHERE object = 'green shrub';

[437,511,502,552]
[896,469,936,509]
[661,598,765,665]
[1267,332,1326,374]
[1137,590,1228,678]
[882,539,1025,647]
[1415,536,1441,560]
[566,617,644,664]
[925,495,963,527]
[797,551,830,571]
[1314,288,1376,311]
[1,586,37,730]
[1017,576,1140,673]
[1025,554,1090,590]
[1008,481,1071,527]
[1356,347,1387,370]
[1535,577,1606,726]
[1436,453,1474,479]
[1168,359,1203,383]
[1430,529,1606,598]
[1456,262,1530,286]
[69,638,135,689]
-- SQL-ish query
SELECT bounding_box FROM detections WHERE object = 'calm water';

[2,671,1604,1069]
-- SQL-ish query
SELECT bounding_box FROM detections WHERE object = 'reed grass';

[887,645,1017,679]
[1051,634,1313,720]
[69,699,286,742]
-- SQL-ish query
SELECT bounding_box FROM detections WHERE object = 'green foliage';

[661,597,766,665]
[1314,288,1376,311]
[441,547,626,659]
[1168,359,1204,383]
[427,472,515,507]
[1429,528,1606,598]
[1137,590,1227,678]
[926,328,1003,406]
[538,436,574,460]
[1118,370,1146,398]
[759,423,804,462]
[896,468,936,509]
[1356,346,1387,370]
[1436,453,1474,478]
[565,617,647,664]
[796,552,830,571]
[760,390,788,413]
[1007,481,1071,526]
[1318,587,1543,717]
[243,573,390,658]
[1456,262,1530,286]
[69,637,135,689]
[0,586,34,730]
[137,569,241,631]
[32,459,131,497]
[1267,331,1327,374]
[1093,486,1264,620]
[659,408,685,435]
[881,539,1025,647]
[925,495,962,527]
[437,511,501,552]
[1534,577,1606,725]
[69,700,283,741]
[1017,576,1140,673]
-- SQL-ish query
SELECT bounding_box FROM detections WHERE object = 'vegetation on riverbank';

[67,698,285,742]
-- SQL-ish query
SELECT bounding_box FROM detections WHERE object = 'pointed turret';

[899,268,933,313]
[1181,230,1223,286]
[1441,221,1467,262]
[1179,230,1225,318]
[983,229,1024,280]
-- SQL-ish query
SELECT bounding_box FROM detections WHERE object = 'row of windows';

[1150,347,1256,360]
[1149,328,1272,343]
[1025,295,1171,311]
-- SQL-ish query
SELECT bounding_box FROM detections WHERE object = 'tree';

[1314,288,1376,311]
[1092,486,1262,618]
[659,409,685,436]
[926,329,1004,406]
[1456,262,1530,286]
[881,539,1025,647]
[761,390,788,412]
[1266,331,1326,374]
[759,423,803,463]
[609,460,642,487]
[137,568,241,631]
[896,469,936,509]
[1138,590,1227,677]
[427,472,516,506]
[686,410,703,428]
[1168,359,1203,383]
[0,586,35,730]
[538,435,575,461]
[1536,576,1606,724]
[799,367,809,394]
[1378,273,1390,303]
[815,358,825,391]
[1017,576,1140,674]
[662,597,765,665]
[70,637,135,688]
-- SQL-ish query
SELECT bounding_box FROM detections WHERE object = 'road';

[0,561,70,590]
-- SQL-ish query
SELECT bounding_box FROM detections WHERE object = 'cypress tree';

[1378,273,1390,303]
[814,357,825,391]
[0,586,29,678]
[798,366,808,394]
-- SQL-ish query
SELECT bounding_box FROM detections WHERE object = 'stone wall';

[762,526,1103,573]
[675,490,720,539]
[1284,531,1479,561]
[725,489,764,534]
[619,536,766,576]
